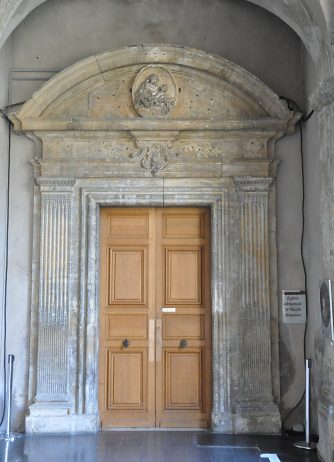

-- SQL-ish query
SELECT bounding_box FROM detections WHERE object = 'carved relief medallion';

[132,65,177,117]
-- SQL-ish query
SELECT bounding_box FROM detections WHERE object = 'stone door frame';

[25,175,280,433]
[86,183,225,430]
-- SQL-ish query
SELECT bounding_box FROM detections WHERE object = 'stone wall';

[310,79,334,461]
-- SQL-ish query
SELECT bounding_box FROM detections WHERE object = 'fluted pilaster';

[234,177,280,433]
[35,179,75,401]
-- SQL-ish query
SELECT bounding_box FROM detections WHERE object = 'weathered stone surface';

[234,177,281,434]
[310,84,334,462]
[10,45,299,434]
[315,334,334,462]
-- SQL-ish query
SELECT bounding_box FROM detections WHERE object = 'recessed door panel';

[106,314,148,340]
[164,349,202,409]
[162,214,204,239]
[165,248,202,304]
[106,349,146,409]
[108,247,147,305]
[99,207,211,428]
[109,214,149,239]
[163,314,204,340]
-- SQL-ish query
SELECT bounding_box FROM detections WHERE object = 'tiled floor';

[0,431,320,462]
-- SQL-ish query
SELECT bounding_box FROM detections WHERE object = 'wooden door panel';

[105,314,148,340]
[164,349,202,409]
[106,349,146,410]
[165,247,202,304]
[162,214,204,239]
[108,247,147,305]
[162,314,205,340]
[108,214,149,239]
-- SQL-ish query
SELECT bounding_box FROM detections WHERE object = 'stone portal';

[10,45,300,434]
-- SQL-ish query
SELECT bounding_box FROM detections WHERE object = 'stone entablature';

[33,131,278,178]
[9,45,299,434]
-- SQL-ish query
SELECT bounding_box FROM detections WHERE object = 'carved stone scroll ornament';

[132,65,177,117]
[129,141,178,174]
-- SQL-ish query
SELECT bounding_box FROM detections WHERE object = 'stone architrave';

[9,45,299,434]
[234,177,281,433]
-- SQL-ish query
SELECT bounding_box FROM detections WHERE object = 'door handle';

[122,339,130,348]
[179,339,188,349]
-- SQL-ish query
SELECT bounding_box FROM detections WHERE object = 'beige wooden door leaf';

[99,208,211,428]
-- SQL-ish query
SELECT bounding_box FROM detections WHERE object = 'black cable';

[299,122,308,359]
[0,111,11,427]
[279,96,314,430]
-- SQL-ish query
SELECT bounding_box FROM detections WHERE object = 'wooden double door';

[99,207,211,428]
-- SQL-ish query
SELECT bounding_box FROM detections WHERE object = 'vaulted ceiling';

[0,0,333,75]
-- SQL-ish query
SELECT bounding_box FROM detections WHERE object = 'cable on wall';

[279,96,314,431]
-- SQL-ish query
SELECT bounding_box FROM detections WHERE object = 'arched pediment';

[11,45,298,133]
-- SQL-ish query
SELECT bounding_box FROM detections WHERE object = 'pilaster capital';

[234,176,273,193]
[36,177,76,192]
[309,77,334,113]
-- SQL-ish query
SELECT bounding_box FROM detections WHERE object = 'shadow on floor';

[0,431,320,462]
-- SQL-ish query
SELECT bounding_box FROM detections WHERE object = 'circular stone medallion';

[132,65,177,118]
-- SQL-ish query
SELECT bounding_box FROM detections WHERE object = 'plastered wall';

[0,0,311,431]
[0,39,11,429]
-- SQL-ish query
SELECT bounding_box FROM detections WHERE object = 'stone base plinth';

[317,396,334,462]
[212,404,281,434]
[211,411,234,432]
[234,402,281,434]
[26,403,99,434]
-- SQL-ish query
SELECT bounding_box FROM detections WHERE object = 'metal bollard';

[0,354,22,441]
[293,359,317,450]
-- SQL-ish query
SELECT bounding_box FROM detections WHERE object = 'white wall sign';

[282,290,306,324]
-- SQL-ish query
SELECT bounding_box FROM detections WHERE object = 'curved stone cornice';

[310,77,334,112]
[9,45,298,135]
